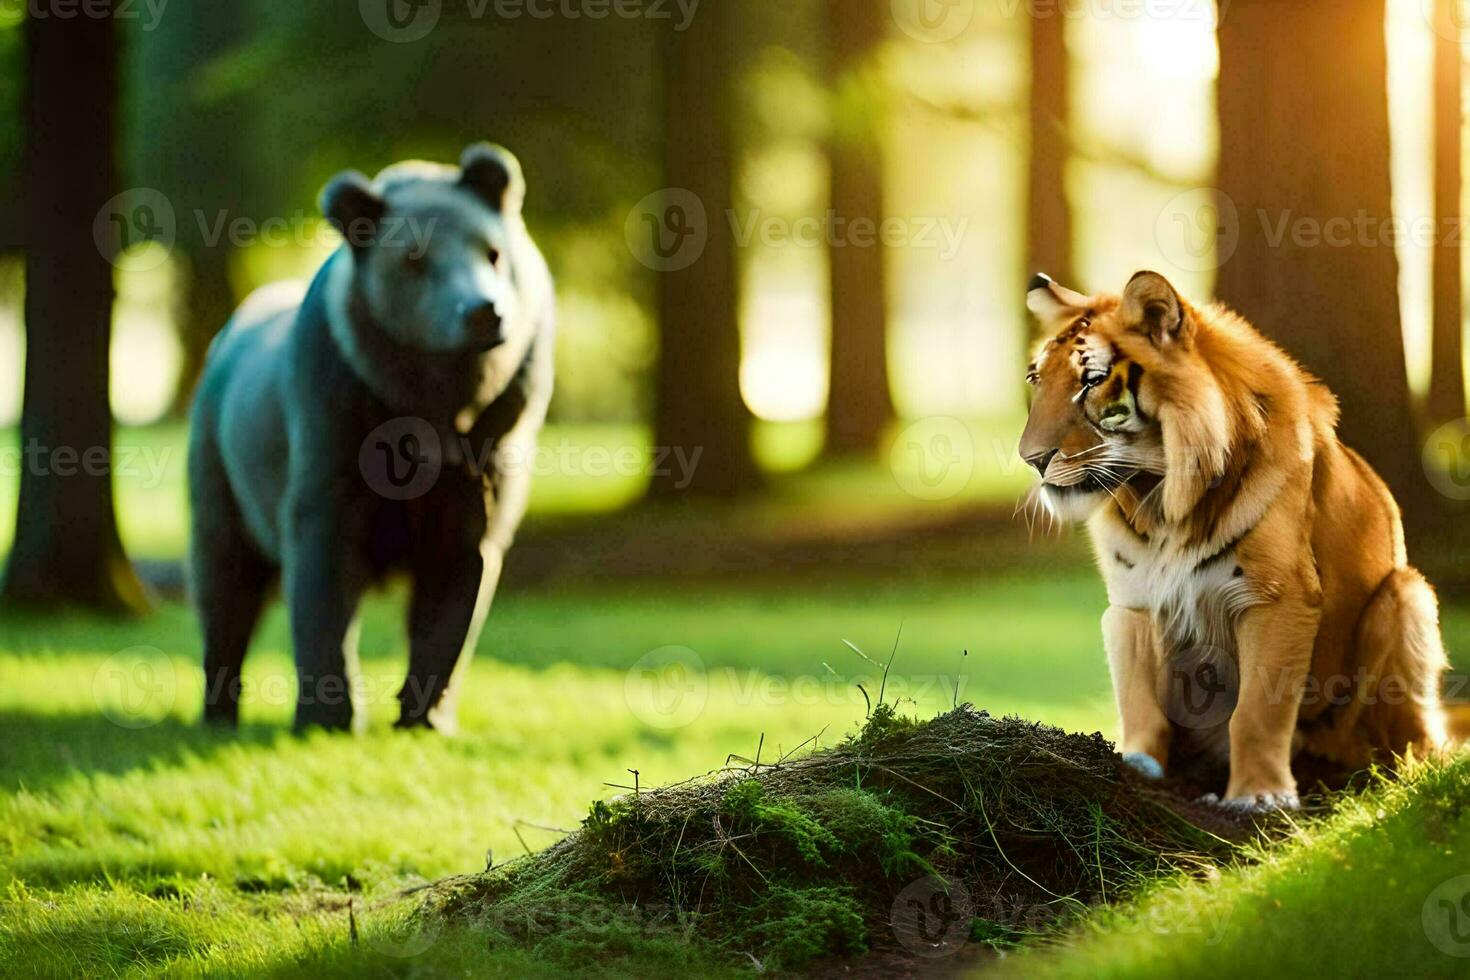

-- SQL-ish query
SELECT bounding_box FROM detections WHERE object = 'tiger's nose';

[1025,449,1058,479]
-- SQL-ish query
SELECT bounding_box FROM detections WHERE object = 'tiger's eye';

[1099,402,1131,431]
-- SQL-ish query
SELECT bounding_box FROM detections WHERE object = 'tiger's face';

[1019,273,1176,523]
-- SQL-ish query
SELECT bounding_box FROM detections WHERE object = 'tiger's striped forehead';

[1029,317,1116,380]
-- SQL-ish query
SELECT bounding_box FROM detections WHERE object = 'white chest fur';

[1091,524,1261,653]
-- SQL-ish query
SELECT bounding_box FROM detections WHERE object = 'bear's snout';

[463,301,506,352]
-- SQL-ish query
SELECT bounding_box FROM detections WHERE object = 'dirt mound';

[422,707,1253,972]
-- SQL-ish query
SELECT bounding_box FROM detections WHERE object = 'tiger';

[1019,270,1448,812]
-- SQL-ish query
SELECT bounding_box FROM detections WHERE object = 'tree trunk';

[2,4,148,614]
[823,0,894,457]
[1429,0,1466,428]
[172,246,235,415]
[650,0,762,496]
[1216,0,1425,531]
[1026,4,1074,289]
[145,0,248,418]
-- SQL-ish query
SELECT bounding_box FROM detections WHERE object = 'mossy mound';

[428,707,1240,972]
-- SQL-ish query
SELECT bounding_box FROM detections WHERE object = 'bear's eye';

[403,253,428,277]
[487,247,502,268]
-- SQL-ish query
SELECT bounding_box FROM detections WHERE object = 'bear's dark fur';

[188,144,554,732]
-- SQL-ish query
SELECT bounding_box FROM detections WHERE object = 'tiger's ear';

[1026,273,1090,329]
[1123,271,1191,348]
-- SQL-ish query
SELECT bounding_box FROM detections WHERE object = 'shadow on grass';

[0,711,282,793]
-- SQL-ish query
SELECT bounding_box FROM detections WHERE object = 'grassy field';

[0,573,1124,976]
[999,755,1470,979]
[4,423,1470,975]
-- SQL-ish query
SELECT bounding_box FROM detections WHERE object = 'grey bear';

[189,143,555,732]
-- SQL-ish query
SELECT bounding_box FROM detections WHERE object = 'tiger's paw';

[1121,751,1165,781]
[1199,791,1300,814]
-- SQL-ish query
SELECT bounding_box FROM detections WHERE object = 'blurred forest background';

[2,0,1469,611]
[7,3,1470,974]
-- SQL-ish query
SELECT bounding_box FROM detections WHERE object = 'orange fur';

[1020,271,1447,805]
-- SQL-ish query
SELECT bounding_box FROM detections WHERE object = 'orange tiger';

[1019,270,1448,811]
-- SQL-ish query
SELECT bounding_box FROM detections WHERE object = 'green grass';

[7,577,1469,977]
[995,755,1470,979]
[0,571,1122,977]
[4,420,1470,976]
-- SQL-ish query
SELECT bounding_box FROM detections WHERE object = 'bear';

[188,143,555,732]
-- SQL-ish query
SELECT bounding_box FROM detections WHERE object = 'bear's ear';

[1122,270,1191,348]
[319,171,385,249]
[459,143,525,214]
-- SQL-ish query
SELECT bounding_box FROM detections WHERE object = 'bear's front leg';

[398,541,503,733]
[284,504,368,731]
[1103,605,1171,780]
[1221,596,1320,811]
